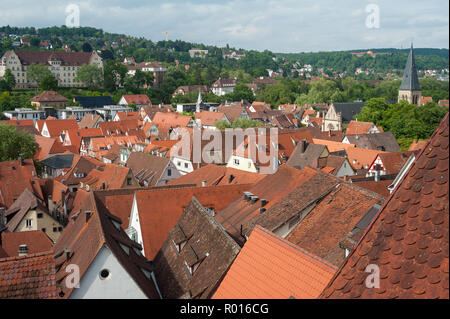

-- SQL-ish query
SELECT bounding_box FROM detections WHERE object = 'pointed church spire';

[399,43,421,91]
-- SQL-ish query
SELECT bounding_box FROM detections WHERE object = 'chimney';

[61,190,67,216]
[0,207,5,227]
[19,156,24,166]
[201,180,207,187]
[18,244,28,256]
[85,210,92,223]
[48,195,53,213]
[374,170,380,182]
[299,139,307,153]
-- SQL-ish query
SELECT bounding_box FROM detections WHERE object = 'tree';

[103,60,128,92]
[101,49,114,60]
[75,64,104,90]
[0,69,15,91]
[0,123,39,161]
[231,82,255,103]
[82,42,93,52]
[27,64,52,87]
[39,74,58,91]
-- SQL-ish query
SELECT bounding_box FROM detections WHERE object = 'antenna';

[162,31,169,41]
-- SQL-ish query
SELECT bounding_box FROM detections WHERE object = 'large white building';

[0,50,103,89]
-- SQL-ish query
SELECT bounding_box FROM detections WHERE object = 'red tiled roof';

[14,51,96,66]
[114,111,140,121]
[42,119,78,138]
[167,164,265,187]
[121,94,151,106]
[53,192,160,299]
[152,112,192,128]
[0,251,57,299]
[31,91,68,103]
[1,231,53,257]
[135,184,250,260]
[0,159,42,209]
[321,113,449,299]
[195,111,226,126]
[346,121,378,135]
[213,226,337,299]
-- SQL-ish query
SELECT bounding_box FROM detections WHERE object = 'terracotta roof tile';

[153,197,240,299]
[0,159,42,209]
[31,91,68,103]
[0,251,57,299]
[320,113,449,299]
[346,121,378,135]
[167,164,265,187]
[1,231,53,257]
[135,184,250,260]
[213,226,337,299]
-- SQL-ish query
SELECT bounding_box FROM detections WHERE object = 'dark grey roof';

[345,132,400,152]
[40,154,74,169]
[286,142,327,170]
[354,203,382,231]
[399,45,421,91]
[332,102,365,123]
[74,96,114,109]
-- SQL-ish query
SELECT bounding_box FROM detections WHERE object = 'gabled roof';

[332,102,365,123]
[284,175,385,266]
[153,197,240,299]
[1,231,53,257]
[42,119,78,138]
[345,147,386,170]
[195,111,226,126]
[213,226,337,299]
[0,159,42,209]
[14,51,96,66]
[321,113,449,299]
[217,105,247,122]
[0,251,57,299]
[121,94,151,105]
[78,114,102,129]
[34,135,68,161]
[399,45,421,91]
[31,91,68,103]
[286,141,327,170]
[53,192,161,299]
[345,132,400,152]
[346,121,378,135]
[216,166,318,244]
[373,151,417,175]
[312,138,355,153]
[80,163,132,190]
[152,112,192,128]
[135,184,249,260]
[5,188,49,233]
[126,152,170,186]
[114,111,140,121]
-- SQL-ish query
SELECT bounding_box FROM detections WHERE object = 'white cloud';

[0,0,447,52]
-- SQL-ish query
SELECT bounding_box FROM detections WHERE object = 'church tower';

[398,44,422,105]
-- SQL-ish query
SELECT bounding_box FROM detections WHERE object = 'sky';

[0,0,448,53]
